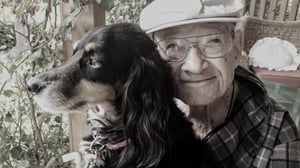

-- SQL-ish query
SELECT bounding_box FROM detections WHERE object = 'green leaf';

[100,0,115,11]
[31,48,42,60]
[0,144,10,158]
[15,54,24,62]
[5,112,12,119]
[0,45,7,50]
[2,165,10,168]
[114,6,121,19]
[16,160,30,168]
[3,90,14,97]
[11,146,22,159]
[38,113,51,124]
[8,64,16,74]
[54,116,62,123]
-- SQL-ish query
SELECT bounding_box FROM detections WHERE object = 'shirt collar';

[204,66,270,162]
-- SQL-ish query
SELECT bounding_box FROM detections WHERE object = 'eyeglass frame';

[155,31,235,62]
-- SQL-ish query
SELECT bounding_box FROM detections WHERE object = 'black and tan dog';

[27,23,214,168]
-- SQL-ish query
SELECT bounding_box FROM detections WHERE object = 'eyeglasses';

[156,33,233,62]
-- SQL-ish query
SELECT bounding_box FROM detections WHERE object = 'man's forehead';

[156,22,235,38]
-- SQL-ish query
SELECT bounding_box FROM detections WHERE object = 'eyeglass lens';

[158,33,233,61]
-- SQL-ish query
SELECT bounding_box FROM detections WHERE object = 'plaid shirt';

[204,66,300,168]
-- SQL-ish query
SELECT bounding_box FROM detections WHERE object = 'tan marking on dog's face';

[76,79,115,105]
[33,79,115,114]
[84,42,97,52]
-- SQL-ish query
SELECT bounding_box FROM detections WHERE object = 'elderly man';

[140,0,300,167]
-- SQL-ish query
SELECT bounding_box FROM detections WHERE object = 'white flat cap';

[140,0,245,33]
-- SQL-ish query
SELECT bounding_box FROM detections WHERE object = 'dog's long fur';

[27,23,214,168]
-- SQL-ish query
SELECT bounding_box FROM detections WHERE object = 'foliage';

[104,0,154,24]
[0,0,70,167]
[0,0,154,167]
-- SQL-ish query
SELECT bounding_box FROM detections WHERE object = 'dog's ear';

[120,51,174,167]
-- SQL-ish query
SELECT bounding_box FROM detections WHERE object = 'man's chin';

[176,83,221,106]
[177,91,217,106]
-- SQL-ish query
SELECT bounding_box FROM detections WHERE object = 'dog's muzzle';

[27,77,47,94]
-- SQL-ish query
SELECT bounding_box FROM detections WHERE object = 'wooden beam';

[268,0,278,20]
[60,0,105,153]
[258,0,267,19]
[289,0,300,20]
[60,0,74,60]
[92,0,105,27]
[278,0,289,20]
[249,0,257,16]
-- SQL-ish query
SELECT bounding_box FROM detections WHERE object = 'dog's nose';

[27,79,45,94]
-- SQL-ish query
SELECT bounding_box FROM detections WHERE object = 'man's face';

[155,22,242,106]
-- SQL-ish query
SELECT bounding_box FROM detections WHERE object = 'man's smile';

[180,76,216,83]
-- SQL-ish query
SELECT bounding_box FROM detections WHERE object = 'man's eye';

[166,43,177,50]
[165,43,179,56]
[208,38,222,44]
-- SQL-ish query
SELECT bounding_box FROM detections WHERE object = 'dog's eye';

[86,57,101,69]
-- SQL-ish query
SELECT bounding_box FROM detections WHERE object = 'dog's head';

[27,23,171,113]
[27,23,177,167]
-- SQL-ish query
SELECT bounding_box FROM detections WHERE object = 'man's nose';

[181,47,208,73]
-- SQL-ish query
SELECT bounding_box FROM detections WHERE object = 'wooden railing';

[246,0,300,21]
[59,1,105,166]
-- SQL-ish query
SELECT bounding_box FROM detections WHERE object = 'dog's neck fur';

[84,101,127,168]
[86,101,119,127]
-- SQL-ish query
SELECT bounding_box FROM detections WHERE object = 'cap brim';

[145,17,241,34]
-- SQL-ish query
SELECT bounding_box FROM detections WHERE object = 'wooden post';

[289,0,300,20]
[60,0,105,153]
[268,0,278,20]
[278,0,289,20]
[246,0,300,21]
[249,0,257,17]
[258,0,267,19]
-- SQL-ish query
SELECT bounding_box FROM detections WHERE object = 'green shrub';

[0,0,69,167]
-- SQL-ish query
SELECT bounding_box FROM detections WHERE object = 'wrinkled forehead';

[155,22,235,39]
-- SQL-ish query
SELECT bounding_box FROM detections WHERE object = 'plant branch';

[22,75,49,163]
[18,97,22,147]
[43,0,52,30]
[0,81,8,96]
[4,160,14,168]
[14,30,29,40]
[54,0,58,28]
[0,61,10,72]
